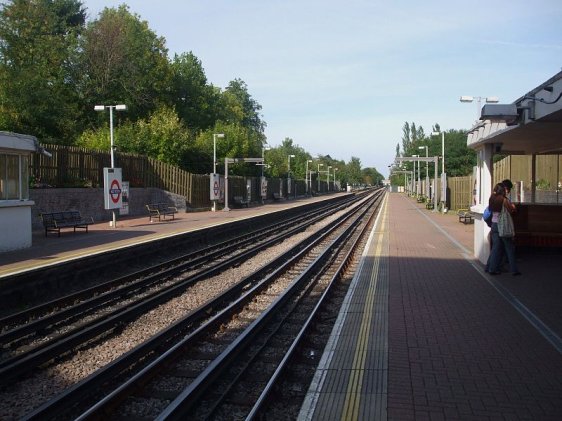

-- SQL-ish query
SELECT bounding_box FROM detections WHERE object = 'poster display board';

[210,173,221,201]
[120,181,129,215]
[260,176,267,198]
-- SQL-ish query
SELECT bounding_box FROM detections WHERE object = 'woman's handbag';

[483,206,493,227]
[498,205,515,237]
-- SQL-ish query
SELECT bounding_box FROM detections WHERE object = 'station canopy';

[467,71,562,155]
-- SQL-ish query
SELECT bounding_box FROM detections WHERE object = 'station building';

[0,131,46,252]
[468,71,562,263]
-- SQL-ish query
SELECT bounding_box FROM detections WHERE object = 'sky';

[83,0,562,176]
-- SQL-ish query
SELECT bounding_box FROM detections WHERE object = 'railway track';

[0,189,384,419]
[0,194,363,386]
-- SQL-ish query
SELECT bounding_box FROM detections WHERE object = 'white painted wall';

[0,201,34,252]
[470,144,494,264]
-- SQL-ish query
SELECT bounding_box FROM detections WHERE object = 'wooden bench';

[272,192,283,201]
[512,204,562,248]
[233,195,249,208]
[457,208,474,224]
[146,203,178,222]
[40,211,94,237]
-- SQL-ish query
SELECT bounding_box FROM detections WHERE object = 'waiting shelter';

[0,132,48,252]
[467,71,562,263]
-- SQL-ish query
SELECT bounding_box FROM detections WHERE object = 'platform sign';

[104,167,122,210]
[120,181,129,215]
[210,173,221,201]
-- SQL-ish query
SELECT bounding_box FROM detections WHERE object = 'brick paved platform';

[301,192,562,420]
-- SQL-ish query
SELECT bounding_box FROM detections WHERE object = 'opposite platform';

[0,194,340,279]
[301,192,562,420]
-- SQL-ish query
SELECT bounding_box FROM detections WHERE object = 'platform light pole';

[460,95,499,121]
[306,159,312,195]
[333,167,338,191]
[418,145,428,197]
[212,133,225,211]
[327,166,332,191]
[317,163,323,192]
[260,145,270,203]
[94,104,126,228]
[94,104,127,168]
[287,154,295,197]
[431,131,447,211]
[262,145,271,178]
[412,155,419,196]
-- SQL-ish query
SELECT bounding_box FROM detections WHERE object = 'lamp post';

[431,130,447,211]
[306,160,312,195]
[327,166,332,191]
[333,167,338,191]
[418,145,428,197]
[431,131,445,175]
[412,155,419,196]
[211,133,225,211]
[460,95,499,121]
[94,104,126,228]
[94,104,127,168]
[287,154,295,196]
[262,145,271,178]
[317,163,323,192]
[261,145,270,203]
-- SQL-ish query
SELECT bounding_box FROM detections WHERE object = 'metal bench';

[40,211,94,237]
[272,192,283,201]
[233,196,249,208]
[146,203,178,222]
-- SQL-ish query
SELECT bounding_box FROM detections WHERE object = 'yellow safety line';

[340,199,387,420]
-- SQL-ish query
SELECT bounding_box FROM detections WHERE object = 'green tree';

[192,121,264,176]
[0,0,86,142]
[440,129,475,176]
[401,122,411,154]
[346,156,363,185]
[220,79,266,138]
[80,5,171,123]
[170,52,220,133]
[362,167,384,186]
[78,105,191,167]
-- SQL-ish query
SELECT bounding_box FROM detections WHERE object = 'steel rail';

[246,191,385,419]
[21,191,380,420]
[65,192,379,421]
[0,195,360,387]
[1,195,355,353]
[0,195,356,334]
[156,192,382,420]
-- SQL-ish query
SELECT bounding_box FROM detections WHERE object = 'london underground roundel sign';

[104,167,123,210]
[110,179,122,204]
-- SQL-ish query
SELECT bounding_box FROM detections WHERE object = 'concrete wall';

[30,188,186,230]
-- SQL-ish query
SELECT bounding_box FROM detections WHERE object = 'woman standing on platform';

[487,183,521,276]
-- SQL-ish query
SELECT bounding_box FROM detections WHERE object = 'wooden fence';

[30,144,330,209]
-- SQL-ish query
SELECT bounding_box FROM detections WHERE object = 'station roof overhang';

[0,131,39,153]
[467,71,562,155]
[0,131,51,157]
